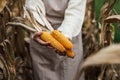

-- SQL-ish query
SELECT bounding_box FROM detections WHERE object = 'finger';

[47,45,54,49]
[33,32,42,39]
[55,50,66,56]
[34,37,50,46]
[58,52,66,56]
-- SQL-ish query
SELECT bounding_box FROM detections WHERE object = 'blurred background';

[0,0,120,80]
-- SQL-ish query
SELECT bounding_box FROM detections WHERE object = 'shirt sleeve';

[58,0,87,40]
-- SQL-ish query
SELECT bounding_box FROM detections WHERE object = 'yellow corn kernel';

[40,31,66,52]
[51,30,73,49]
[66,49,75,58]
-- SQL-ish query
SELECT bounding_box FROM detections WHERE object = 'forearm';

[58,0,87,40]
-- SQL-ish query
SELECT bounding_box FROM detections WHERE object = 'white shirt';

[25,0,86,40]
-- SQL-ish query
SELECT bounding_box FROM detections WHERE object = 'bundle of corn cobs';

[25,7,75,58]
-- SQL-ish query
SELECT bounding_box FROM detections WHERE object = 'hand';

[33,31,50,46]
[33,31,67,56]
[54,50,66,56]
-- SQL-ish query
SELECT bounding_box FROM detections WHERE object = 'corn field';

[0,0,120,80]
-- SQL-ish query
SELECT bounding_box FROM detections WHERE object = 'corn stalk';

[74,0,120,80]
[0,0,33,80]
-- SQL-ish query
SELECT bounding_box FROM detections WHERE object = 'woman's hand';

[33,31,66,56]
[33,31,50,46]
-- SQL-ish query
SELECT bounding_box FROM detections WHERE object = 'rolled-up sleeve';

[58,0,86,40]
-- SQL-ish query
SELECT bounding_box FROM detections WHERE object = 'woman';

[25,0,86,80]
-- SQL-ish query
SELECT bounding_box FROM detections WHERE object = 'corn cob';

[66,49,75,58]
[40,31,66,52]
[51,30,73,49]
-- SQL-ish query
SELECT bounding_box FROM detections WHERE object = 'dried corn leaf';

[81,44,120,68]
[0,55,10,80]
[100,2,109,17]
[7,22,36,33]
[37,7,54,31]
[0,0,7,12]
[74,44,120,80]
[105,15,120,23]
